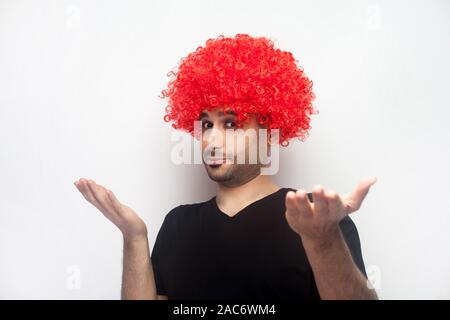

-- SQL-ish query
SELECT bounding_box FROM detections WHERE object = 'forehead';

[199,108,236,119]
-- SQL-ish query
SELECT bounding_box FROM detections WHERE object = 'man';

[74,34,378,300]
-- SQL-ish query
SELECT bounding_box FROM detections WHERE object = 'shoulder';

[339,215,367,277]
[163,198,212,223]
[339,215,358,232]
[338,215,362,253]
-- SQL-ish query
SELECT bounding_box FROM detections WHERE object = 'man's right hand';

[74,178,148,241]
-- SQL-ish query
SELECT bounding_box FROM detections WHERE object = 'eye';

[224,120,236,129]
[202,121,213,130]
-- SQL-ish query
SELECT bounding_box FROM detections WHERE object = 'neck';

[215,174,280,215]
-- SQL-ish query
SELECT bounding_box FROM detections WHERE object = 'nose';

[204,127,225,149]
[203,127,229,159]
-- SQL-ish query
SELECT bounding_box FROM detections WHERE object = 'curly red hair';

[159,33,317,146]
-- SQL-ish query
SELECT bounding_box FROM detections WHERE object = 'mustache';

[202,148,233,161]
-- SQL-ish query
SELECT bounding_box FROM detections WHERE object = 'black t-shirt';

[151,187,367,300]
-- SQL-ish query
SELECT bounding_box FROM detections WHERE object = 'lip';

[206,158,232,165]
[208,158,227,165]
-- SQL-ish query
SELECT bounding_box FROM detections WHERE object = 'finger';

[74,178,88,198]
[98,186,124,221]
[86,180,115,215]
[79,179,110,215]
[294,189,313,218]
[312,185,329,216]
[285,191,299,215]
[76,178,98,205]
[345,176,377,213]
[74,179,82,193]
[325,189,348,217]
[106,189,125,215]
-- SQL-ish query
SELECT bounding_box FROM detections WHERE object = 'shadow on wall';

[272,143,314,191]
[165,159,218,205]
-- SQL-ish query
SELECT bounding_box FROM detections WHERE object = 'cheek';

[201,138,208,150]
[228,132,254,153]
[246,137,259,157]
[201,132,214,150]
[226,134,240,156]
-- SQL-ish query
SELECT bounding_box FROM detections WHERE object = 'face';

[200,108,269,187]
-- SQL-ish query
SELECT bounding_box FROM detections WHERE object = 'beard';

[204,161,262,187]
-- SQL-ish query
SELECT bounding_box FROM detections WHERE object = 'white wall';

[0,0,449,299]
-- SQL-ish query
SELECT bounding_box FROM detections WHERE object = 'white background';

[0,0,449,299]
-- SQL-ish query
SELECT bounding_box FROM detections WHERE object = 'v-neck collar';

[211,187,287,220]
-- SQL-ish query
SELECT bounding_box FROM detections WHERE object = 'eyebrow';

[198,110,236,120]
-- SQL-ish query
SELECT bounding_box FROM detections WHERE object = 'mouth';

[206,157,231,168]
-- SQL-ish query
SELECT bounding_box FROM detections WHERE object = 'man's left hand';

[285,176,377,244]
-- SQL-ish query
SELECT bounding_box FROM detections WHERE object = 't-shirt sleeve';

[338,215,368,278]
[151,208,177,296]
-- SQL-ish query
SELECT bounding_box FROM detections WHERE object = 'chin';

[205,164,233,181]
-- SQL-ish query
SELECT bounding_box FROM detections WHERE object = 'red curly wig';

[159,33,318,146]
